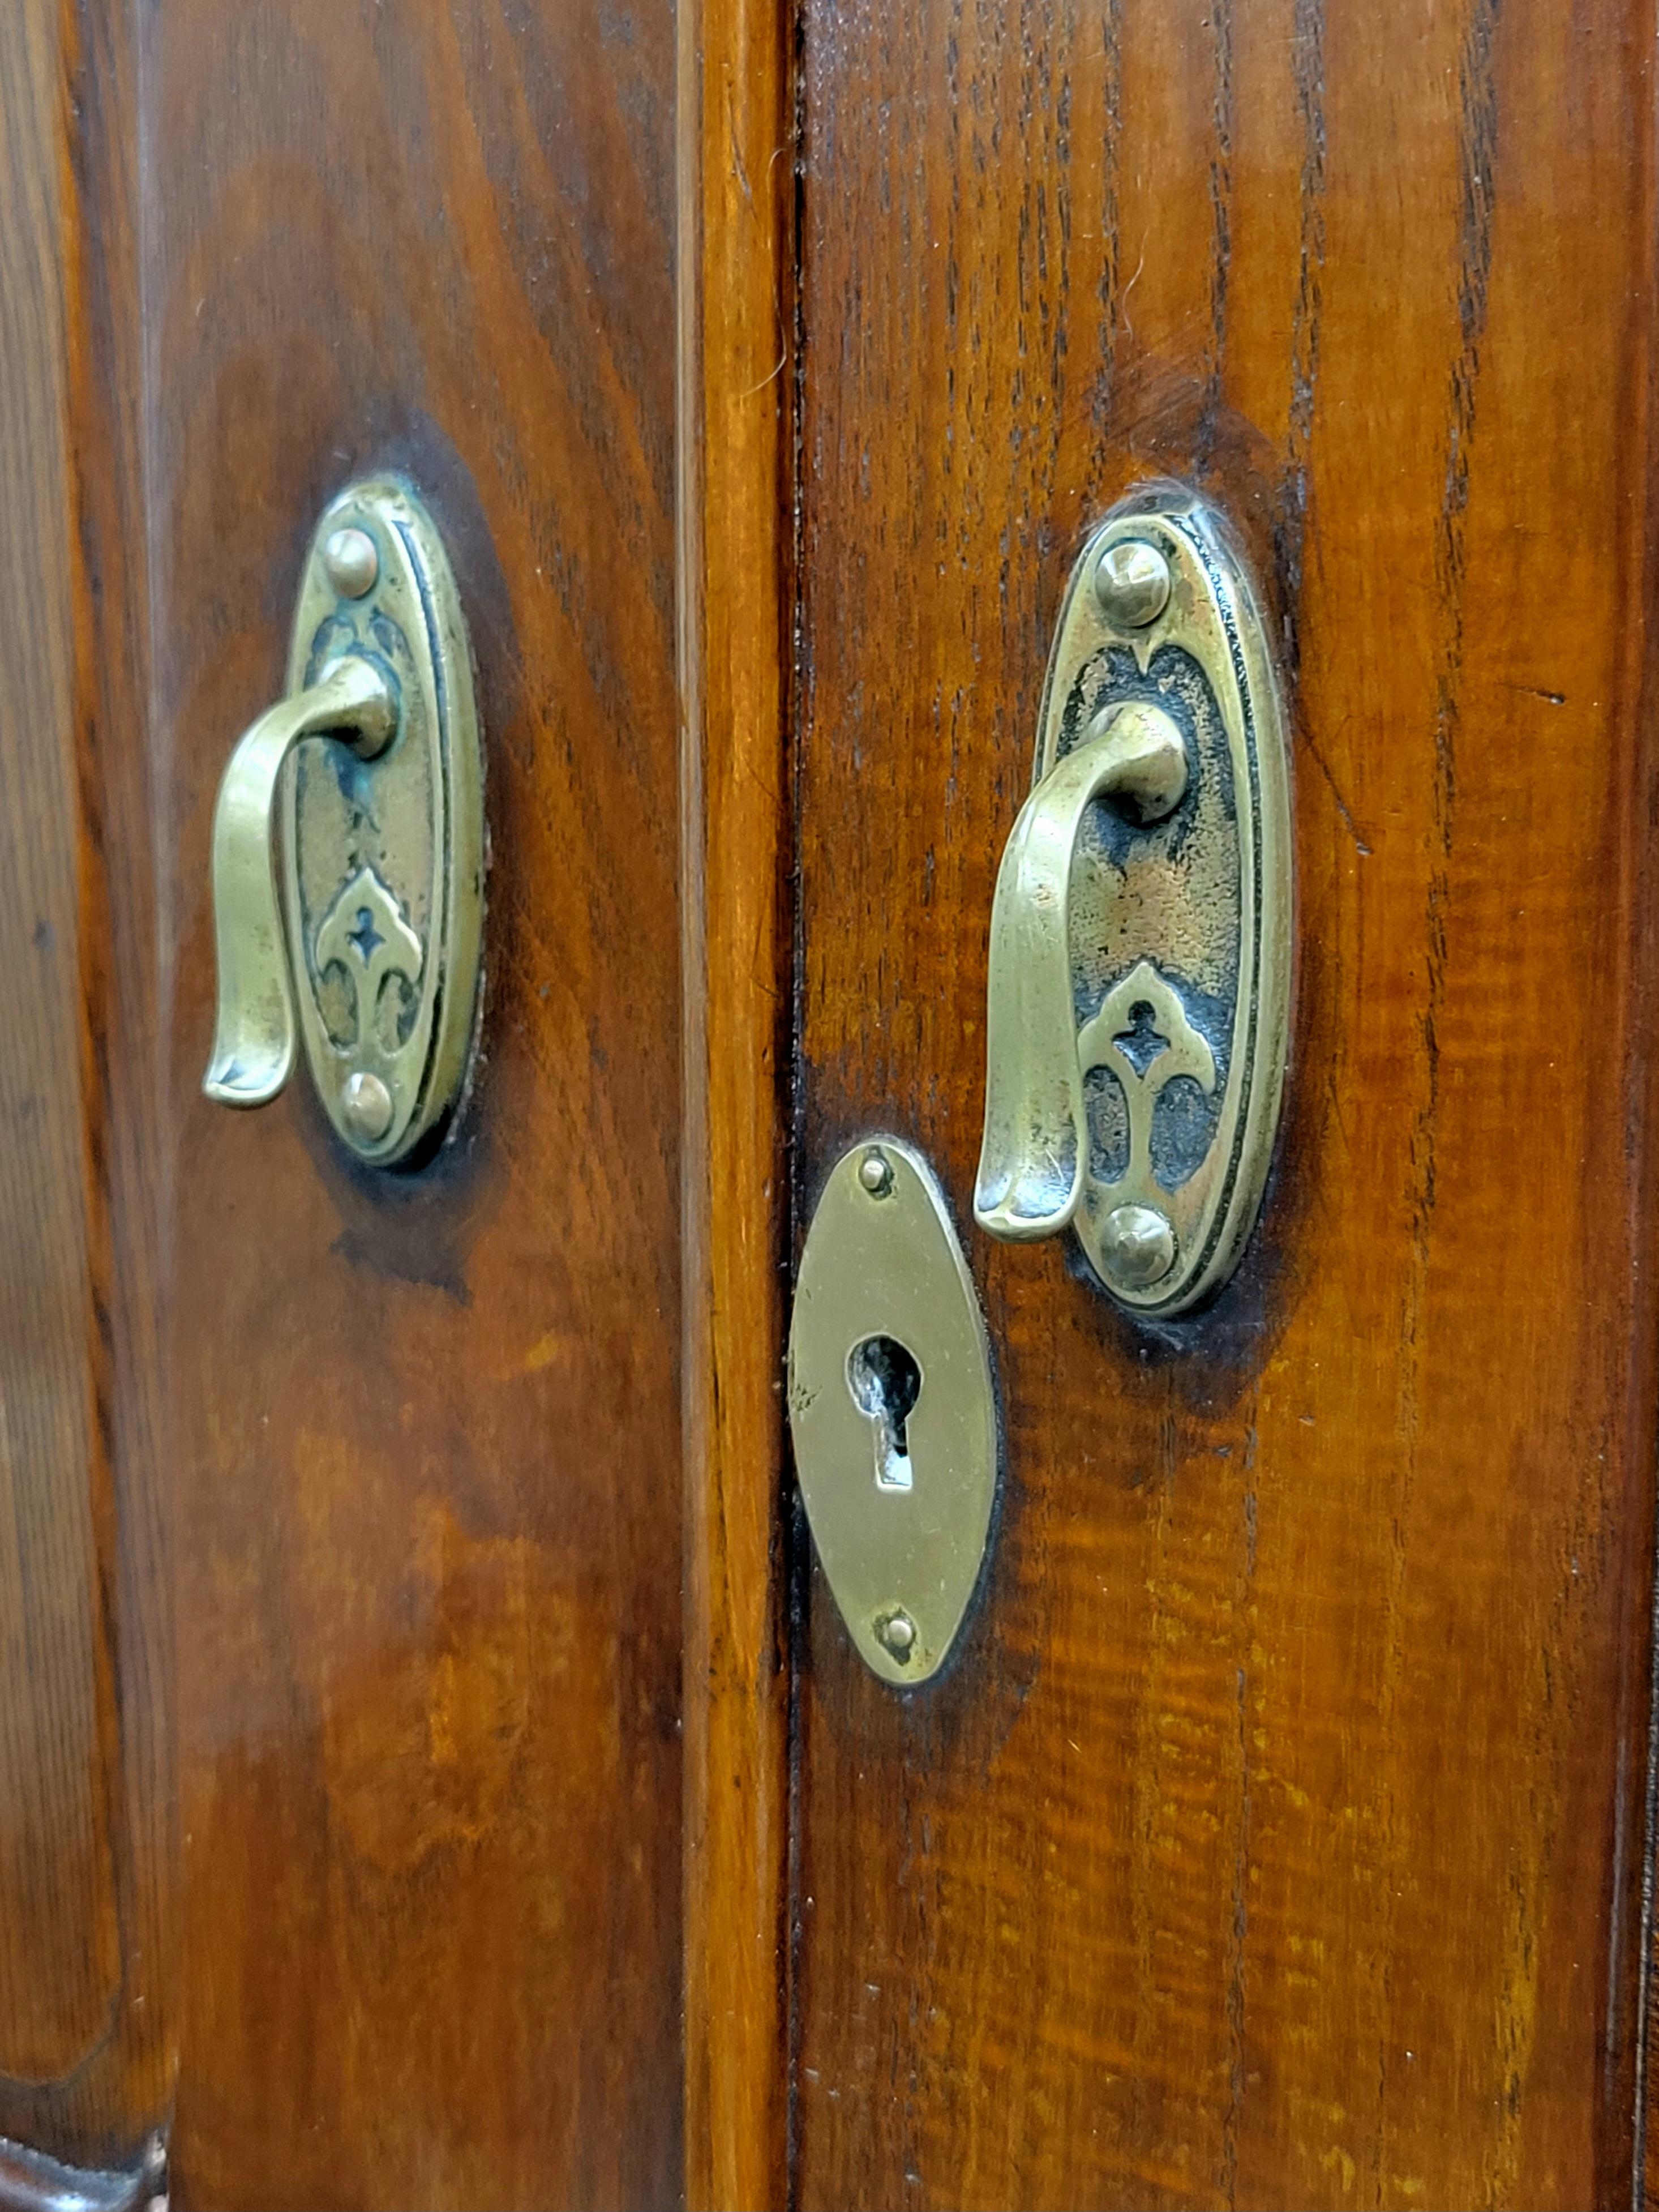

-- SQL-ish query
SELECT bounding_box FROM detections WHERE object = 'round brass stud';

[1094,537,1171,630]
[874,1608,918,1663]
[323,526,380,600]
[1100,1202,1177,1290]
[858,1146,895,1197]
[341,1070,394,1144]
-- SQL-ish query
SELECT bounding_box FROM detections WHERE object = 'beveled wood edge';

[0,0,173,2171]
[62,0,175,2141]
[1629,19,1659,2202]
[676,0,797,2202]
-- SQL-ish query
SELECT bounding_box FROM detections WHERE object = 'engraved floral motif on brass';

[203,479,484,1165]
[312,865,424,1055]
[1081,959,1217,1197]
[974,485,1292,1314]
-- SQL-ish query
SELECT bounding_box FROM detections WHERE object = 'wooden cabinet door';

[10,0,1659,2206]
[3,3,683,2206]
[685,0,1659,2207]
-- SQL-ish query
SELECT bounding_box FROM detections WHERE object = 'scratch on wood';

[1383,0,1503,2193]
[1194,0,1234,475]
[1275,0,1327,687]
[1084,0,1124,511]
[1301,723,1371,858]
[1415,0,1500,1248]
[1221,1437,1259,2209]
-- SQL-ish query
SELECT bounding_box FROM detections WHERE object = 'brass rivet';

[324,526,379,599]
[858,1146,895,1197]
[1100,1202,1177,1289]
[1094,537,1171,630]
[341,1070,393,1143]
[875,1608,918,1662]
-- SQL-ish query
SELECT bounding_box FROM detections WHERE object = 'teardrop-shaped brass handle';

[974,486,1293,1316]
[974,700,1187,1240]
[200,480,485,1165]
[203,655,396,1110]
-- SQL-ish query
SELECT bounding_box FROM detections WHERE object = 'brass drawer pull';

[975,486,1292,1313]
[203,480,484,1165]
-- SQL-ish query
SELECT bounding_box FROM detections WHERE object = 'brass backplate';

[788,1140,998,1686]
[282,481,484,1164]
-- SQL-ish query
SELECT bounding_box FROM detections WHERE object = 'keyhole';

[847,1334,923,1493]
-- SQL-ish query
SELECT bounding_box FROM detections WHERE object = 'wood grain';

[0,0,172,2179]
[145,5,684,2205]
[790,0,1659,2205]
[0,0,118,2091]
[676,0,796,2202]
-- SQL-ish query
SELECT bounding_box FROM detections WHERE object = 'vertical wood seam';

[678,0,797,2196]
[1626,4,1659,2196]
[783,2,809,2196]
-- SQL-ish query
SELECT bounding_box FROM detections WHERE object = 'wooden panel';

[148,6,684,2205]
[676,0,796,2202]
[791,1,1659,2206]
[0,0,117,2090]
[0,0,171,2179]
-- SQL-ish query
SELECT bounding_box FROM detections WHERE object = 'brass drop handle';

[972,489,1293,1316]
[200,479,485,1166]
[974,699,1188,1242]
[204,656,397,1110]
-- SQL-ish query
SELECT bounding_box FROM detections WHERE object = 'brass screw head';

[342,1070,394,1144]
[1100,1202,1177,1290]
[1094,537,1171,630]
[858,1146,895,1197]
[324,526,379,599]
[874,1608,918,1663]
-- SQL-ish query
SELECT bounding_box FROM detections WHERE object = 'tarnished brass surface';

[203,480,484,1165]
[788,1140,998,1687]
[974,485,1292,1314]
[204,657,396,1112]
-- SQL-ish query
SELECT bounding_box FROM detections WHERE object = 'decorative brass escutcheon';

[789,1139,998,1686]
[975,485,1292,1313]
[203,480,484,1166]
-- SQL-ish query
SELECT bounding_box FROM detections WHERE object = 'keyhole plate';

[788,1137,998,1685]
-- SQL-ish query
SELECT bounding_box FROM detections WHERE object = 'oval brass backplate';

[788,1140,998,1687]
[975,483,1292,1313]
[283,480,484,1164]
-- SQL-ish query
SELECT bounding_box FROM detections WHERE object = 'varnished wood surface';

[0,0,171,2177]
[791,1,1659,2206]
[676,0,796,2202]
[0,0,117,2090]
[15,1,1659,2203]
[147,5,683,2205]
